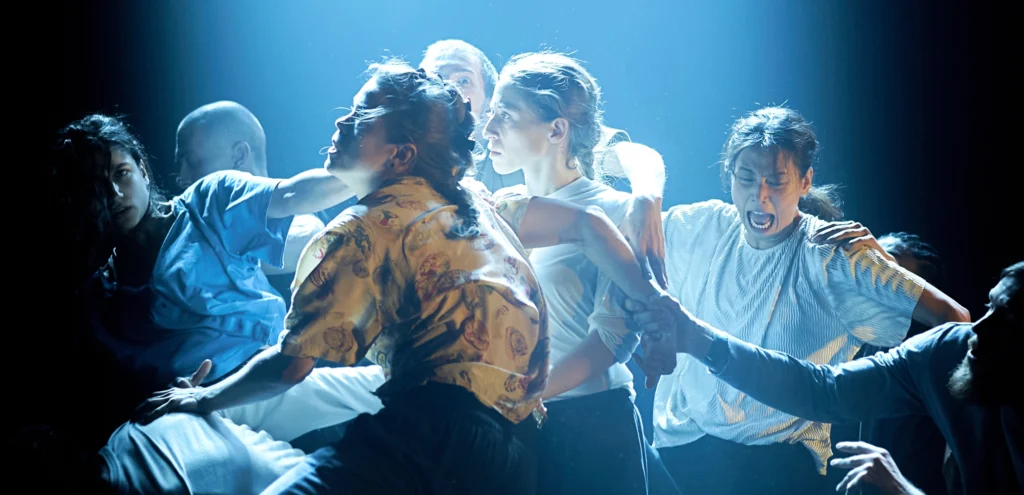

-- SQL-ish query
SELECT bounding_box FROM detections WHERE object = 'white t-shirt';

[263,213,326,276]
[497,178,638,401]
[101,413,304,494]
[654,199,925,473]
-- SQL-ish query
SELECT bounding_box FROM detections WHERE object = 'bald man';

[175,101,327,296]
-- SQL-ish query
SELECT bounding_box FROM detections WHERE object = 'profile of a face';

[948,270,1021,406]
[482,84,558,176]
[325,75,436,200]
[327,80,396,177]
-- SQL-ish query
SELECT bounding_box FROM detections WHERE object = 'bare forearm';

[577,207,656,300]
[269,169,354,219]
[543,332,616,399]
[913,284,971,327]
[515,199,654,300]
[198,347,313,413]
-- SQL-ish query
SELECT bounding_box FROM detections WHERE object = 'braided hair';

[367,61,481,238]
[497,52,604,180]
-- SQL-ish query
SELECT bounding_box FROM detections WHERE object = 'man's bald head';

[175,101,268,187]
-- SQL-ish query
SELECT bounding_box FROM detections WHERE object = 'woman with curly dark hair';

[49,112,354,437]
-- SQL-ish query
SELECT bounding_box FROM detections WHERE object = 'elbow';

[950,304,971,324]
[916,289,973,326]
[936,294,971,324]
[576,205,610,243]
[279,355,316,386]
[280,369,310,387]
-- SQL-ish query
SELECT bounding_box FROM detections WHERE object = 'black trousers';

[646,440,683,495]
[537,388,649,495]
[659,435,829,494]
[263,383,538,495]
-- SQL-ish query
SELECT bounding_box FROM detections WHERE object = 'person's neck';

[125,203,173,247]
[352,170,411,201]
[743,213,802,249]
[523,153,584,197]
[249,163,268,178]
[112,203,174,284]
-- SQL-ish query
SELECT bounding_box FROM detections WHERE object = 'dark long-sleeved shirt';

[709,323,1022,494]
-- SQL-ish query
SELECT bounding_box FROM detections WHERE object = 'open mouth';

[747,211,775,231]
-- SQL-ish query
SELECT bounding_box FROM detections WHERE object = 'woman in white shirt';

[483,52,662,495]
[647,106,970,494]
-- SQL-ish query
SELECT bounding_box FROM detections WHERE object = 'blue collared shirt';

[88,170,294,389]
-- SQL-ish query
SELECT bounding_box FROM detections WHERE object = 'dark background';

[19,0,1005,431]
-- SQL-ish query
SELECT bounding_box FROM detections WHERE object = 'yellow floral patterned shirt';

[280,176,548,424]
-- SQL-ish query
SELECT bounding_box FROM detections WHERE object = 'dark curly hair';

[49,114,166,280]
[362,60,481,238]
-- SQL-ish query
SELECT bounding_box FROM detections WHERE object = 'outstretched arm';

[268,168,354,219]
[133,349,316,424]
[624,295,931,424]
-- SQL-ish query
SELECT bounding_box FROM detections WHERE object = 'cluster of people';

[34,39,1020,495]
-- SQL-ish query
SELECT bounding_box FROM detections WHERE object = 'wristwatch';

[701,333,731,374]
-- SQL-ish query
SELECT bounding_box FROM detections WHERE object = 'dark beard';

[947,357,975,401]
